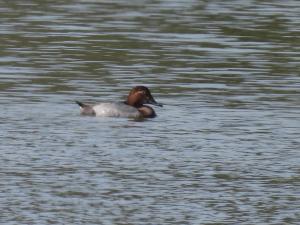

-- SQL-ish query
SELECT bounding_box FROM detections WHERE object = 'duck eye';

[138,90,146,95]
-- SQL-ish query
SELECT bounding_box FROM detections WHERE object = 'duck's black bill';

[147,99,163,107]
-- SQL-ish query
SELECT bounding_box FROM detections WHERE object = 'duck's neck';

[125,95,143,107]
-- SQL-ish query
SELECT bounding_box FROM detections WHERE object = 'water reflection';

[1,0,299,224]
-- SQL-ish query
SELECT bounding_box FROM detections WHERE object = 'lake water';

[1,0,299,224]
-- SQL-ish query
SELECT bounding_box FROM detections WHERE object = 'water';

[1,0,300,224]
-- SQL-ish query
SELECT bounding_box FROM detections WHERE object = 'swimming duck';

[76,86,162,118]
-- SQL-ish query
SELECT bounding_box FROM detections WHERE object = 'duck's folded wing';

[93,103,140,118]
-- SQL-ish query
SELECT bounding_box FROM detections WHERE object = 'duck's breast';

[92,102,140,118]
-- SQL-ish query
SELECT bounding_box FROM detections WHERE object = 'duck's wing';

[92,102,140,118]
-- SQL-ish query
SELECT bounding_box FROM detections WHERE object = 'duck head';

[126,86,163,108]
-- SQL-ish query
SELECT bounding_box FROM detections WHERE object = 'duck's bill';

[154,102,163,107]
[147,99,163,107]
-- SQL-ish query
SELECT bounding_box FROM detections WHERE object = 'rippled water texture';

[1,0,300,224]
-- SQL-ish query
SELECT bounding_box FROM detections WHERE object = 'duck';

[76,86,162,118]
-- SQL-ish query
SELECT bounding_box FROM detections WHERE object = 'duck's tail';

[75,101,95,116]
[75,101,88,108]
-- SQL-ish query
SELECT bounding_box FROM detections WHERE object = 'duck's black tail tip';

[75,101,87,108]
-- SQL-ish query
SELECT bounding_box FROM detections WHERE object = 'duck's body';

[90,102,141,118]
[76,86,162,118]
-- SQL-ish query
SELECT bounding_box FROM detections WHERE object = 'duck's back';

[92,102,140,118]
